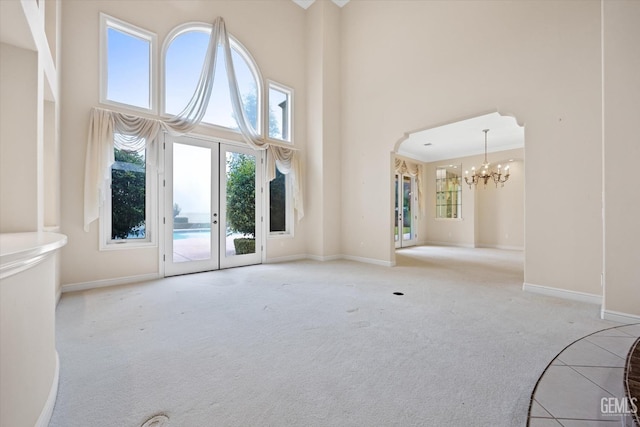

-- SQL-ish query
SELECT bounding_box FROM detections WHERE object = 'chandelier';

[464,129,510,189]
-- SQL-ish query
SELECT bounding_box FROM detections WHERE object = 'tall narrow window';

[163,25,261,133]
[111,148,147,240]
[436,165,462,219]
[101,137,156,249]
[268,82,292,142]
[269,169,287,234]
[101,14,156,111]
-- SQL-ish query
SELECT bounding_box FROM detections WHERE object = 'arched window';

[163,24,262,134]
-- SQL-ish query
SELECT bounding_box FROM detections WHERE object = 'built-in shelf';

[0,0,60,234]
[0,3,62,423]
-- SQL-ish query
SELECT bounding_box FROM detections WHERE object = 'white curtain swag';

[84,17,303,232]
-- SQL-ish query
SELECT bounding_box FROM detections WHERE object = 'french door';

[394,174,417,248]
[164,135,262,276]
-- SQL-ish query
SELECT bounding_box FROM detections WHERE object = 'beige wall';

[418,148,524,250]
[475,153,524,250]
[341,1,603,296]
[305,1,343,259]
[602,0,640,318]
[60,1,309,284]
[0,43,39,232]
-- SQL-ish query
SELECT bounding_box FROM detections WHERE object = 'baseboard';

[299,253,394,267]
[601,309,640,324]
[62,273,160,293]
[475,244,524,251]
[305,254,342,262]
[423,240,475,248]
[35,351,59,427]
[265,254,308,263]
[341,254,395,267]
[522,282,602,305]
[61,255,395,292]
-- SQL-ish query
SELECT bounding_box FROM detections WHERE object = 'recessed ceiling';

[292,0,350,10]
[398,112,524,163]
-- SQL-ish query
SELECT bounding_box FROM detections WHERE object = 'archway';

[391,111,525,265]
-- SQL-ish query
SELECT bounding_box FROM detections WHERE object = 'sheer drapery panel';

[395,158,424,214]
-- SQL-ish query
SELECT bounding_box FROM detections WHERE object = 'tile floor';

[528,323,640,427]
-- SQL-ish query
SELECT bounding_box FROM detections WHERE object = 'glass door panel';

[165,137,218,276]
[394,175,401,248]
[165,137,263,275]
[219,144,262,269]
[395,174,417,248]
[403,176,413,241]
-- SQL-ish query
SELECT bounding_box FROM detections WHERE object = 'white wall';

[602,1,640,319]
[341,1,602,297]
[60,1,309,284]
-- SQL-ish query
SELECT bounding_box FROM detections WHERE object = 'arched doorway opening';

[392,111,525,262]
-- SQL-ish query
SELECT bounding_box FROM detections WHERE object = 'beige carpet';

[50,246,617,426]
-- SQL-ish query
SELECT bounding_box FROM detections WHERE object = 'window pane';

[226,152,256,256]
[111,149,146,239]
[205,50,239,128]
[231,48,259,132]
[435,166,462,219]
[269,169,286,233]
[269,86,289,141]
[164,30,259,131]
[172,143,211,262]
[403,176,412,239]
[164,30,207,116]
[107,27,150,109]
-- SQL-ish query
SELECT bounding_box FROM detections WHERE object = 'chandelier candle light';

[464,129,510,189]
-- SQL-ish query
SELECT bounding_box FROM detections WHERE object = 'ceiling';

[397,112,524,163]
[292,0,350,10]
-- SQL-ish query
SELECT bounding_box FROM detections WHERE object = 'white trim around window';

[267,80,294,144]
[100,13,157,114]
[99,147,158,251]
[267,169,294,238]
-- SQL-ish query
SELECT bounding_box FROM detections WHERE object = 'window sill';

[100,240,157,251]
[268,232,293,239]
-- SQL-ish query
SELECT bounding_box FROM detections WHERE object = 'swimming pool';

[172,229,211,240]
